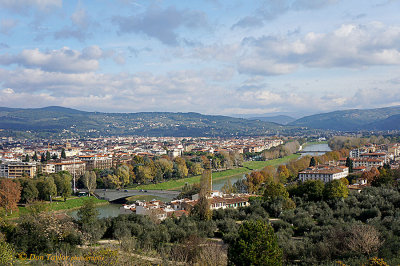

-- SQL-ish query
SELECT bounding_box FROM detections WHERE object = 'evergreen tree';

[345,157,353,173]
[40,153,45,163]
[24,154,30,162]
[309,157,316,167]
[228,220,282,266]
[45,151,51,161]
[32,151,38,161]
[61,148,66,159]
[51,153,58,160]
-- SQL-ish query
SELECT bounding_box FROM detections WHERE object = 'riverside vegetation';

[0,143,399,265]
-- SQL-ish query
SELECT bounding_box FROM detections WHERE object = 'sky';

[0,0,400,117]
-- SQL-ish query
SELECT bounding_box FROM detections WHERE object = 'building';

[298,165,349,183]
[352,158,384,168]
[0,161,37,178]
[43,160,86,176]
[78,155,112,170]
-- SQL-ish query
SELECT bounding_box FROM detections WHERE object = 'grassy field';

[6,196,107,219]
[135,154,301,191]
[243,154,301,170]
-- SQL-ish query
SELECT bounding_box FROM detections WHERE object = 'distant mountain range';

[0,106,285,138]
[249,115,296,125]
[289,106,400,131]
[1,105,399,138]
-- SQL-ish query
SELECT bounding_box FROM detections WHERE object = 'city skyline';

[0,0,400,117]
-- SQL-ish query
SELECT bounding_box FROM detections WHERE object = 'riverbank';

[134,153,301,191]
[6,197,108,220]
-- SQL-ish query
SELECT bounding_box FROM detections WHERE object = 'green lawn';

[48,196,107,211]
[243,154,301,170]
[135,154,301,191]
[5,197,107,220]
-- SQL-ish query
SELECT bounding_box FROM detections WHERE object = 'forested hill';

[0,106,286,138]
[289,106,400,131]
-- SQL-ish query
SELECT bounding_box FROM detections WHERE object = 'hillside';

[289,106,400,131]
[249,115,296,125]
[366,114,400,130]
[0,106,286,138]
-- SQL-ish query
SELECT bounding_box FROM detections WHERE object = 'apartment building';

[0,161,37,178]
[298,165,349,183]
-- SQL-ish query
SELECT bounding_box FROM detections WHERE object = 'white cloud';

[0,47,100,73]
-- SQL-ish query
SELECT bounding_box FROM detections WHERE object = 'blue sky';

[0,0,400,117]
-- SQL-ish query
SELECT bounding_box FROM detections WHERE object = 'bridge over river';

[94,189,180,202]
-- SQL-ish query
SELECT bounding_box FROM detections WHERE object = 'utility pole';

[209,159,212,193]
[73,157,76,194]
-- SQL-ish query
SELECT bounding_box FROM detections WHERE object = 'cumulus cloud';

[0,47,101,73]
[113,5,208,46]
[237,22,400,76]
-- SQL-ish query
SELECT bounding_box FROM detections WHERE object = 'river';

[72,143,332,218]
[300,143,332,157]
[68,194,175,219]
[213,143,332,191]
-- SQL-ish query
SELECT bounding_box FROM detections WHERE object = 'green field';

[6,197,107,219]
[242,154,301,170]
[135,153,301,191]
[48,196,107,212]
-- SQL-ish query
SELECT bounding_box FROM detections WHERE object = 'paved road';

[94,189,180,202]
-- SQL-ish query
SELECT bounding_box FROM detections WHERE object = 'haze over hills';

[289,106,400,131]
[0,106,285,138]
[248,115,296,125]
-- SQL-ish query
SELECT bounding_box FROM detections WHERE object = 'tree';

[53,172,72,200]
[345,157,353,173]
[221,179,236,194]
[83,171,97,196]
[245,171,264,194]
[40,153,46,163]
[24,154,30,162]
[301,180,324,201]
[191,169,212,220]
[19,178,39,203]
[323,179,349,200]
[345,224,382,256]
[228,220,282,266]
[32,151,38,161]
[46,151,51,161]
[0,240,15,265]
[77,198,103,243]
[189,162,203,176]
[61,148,66,159]
[154,158,174,180]
[263,181,289,202]
[36,177,57,201]
[309,157,316,167]
[51,153,58,160]
[277,165,290,183]
[0,179,21,215]
[103,174,121,189]
[116,165,130,187]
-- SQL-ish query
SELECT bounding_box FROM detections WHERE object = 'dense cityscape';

[1,0,400,265]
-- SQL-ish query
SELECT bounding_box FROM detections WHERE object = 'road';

[94,189,180,202]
